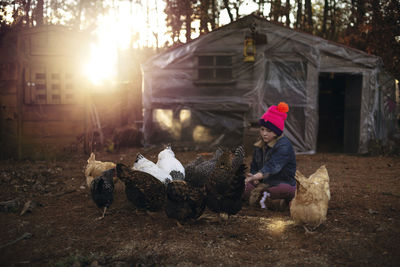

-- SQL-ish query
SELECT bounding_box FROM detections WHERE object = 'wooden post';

[17,66,24,160]
[83,83,89,154]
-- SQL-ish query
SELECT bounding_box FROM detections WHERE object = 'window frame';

[194,53,236,85]
[25,66,77,105]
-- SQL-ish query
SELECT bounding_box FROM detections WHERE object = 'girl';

[244,102,296,211]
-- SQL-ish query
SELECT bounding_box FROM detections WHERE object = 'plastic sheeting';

[141,14,396,153]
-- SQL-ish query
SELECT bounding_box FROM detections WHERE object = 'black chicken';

[90,167,115,220]
[205,146,246,220]
[116,163,166,211]
[165,180,206,225]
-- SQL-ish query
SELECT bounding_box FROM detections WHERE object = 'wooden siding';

[22,105,85,121]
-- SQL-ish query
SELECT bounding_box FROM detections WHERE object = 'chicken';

[165,180,206,225]
[290,165,330,232]
[156,145,185,180]
[85,153,117,187]
[90,168,115,220]
[132,153,172,183]
[184,147,224,188]
[205,146,246,220]
[116,163,166,211]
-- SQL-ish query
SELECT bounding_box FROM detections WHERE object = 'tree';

[304,0,313,31]
[295,0,302,29]
[222,0,234,22]
[35,0,44,26]
[164,0,184,43]
[339,0,400,80]
[366,0,400,80]
[322,0,328,36]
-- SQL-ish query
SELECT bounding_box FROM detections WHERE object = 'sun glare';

[83,0,166,87]
[3,6,14,23]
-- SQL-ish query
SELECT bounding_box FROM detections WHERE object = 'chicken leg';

[95,207,108,221]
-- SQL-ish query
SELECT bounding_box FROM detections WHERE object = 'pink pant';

[244,182,296,201]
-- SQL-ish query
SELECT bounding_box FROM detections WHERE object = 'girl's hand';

[245,173,253,184]
[245,173,260,185]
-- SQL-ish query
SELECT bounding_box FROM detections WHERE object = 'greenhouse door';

[343,74,362,153]
[318,73,362,153]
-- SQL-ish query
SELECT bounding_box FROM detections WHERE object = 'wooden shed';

[0,26,90,159]
[0,26,144,159]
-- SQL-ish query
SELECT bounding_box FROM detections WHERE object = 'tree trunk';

[199,0,210,34]
[223,0,234,22]
[285,0,291,26]
[257,0,265,14]
[36,0,44,26]
[356,0,365,27]
[305,0,313,31]
[322,0,329,37]
[296,0,302,29]
[185,6,192,42]
[329,0,337,40]
[24,0,31,27]
[233,2,240,19]
[270,0,282,22]
[75,0,84,30]
[210,0,217,30]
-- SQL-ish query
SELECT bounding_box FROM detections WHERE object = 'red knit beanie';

[259,102,289,136]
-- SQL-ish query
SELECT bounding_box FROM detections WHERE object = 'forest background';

[0,0,399,82]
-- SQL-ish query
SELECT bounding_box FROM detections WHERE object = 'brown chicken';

[290,165,330,232]
[116,163,166,212]
[165,180,206,225]
[205,146,246,221]
[85,153,117,187]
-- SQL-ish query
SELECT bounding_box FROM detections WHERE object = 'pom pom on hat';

[259,102,289,136]
[277,102,289,113]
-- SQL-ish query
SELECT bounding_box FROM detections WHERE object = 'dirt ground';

[0,146,400,267]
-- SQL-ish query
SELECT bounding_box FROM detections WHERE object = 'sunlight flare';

[83,1,167,86]
[258,217,294,235]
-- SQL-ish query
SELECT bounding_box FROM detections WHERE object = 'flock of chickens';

[84,145,331,230]
[85,145,247,225]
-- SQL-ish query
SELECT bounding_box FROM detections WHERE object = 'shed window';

[36,94,47,104]
[52,94,61,104]
[26,69,77,105]
[196,55,234,83]
[36,84,46,90]
[36,73,46,79]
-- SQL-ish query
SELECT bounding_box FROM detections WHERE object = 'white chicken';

[156,145,185,180]
[290,165,330,232]
[85,153,117,187]
[132,153,172,183]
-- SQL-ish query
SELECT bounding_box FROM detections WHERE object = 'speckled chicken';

[205,146,246,219]
[90,168,115,220]
[85,153,117,187]
[165,180,206,225]
[290,165,330,231]
[184,147,224,188]
[116,163,166,211]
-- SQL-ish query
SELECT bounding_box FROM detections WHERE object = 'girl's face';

[260,126,277,143]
